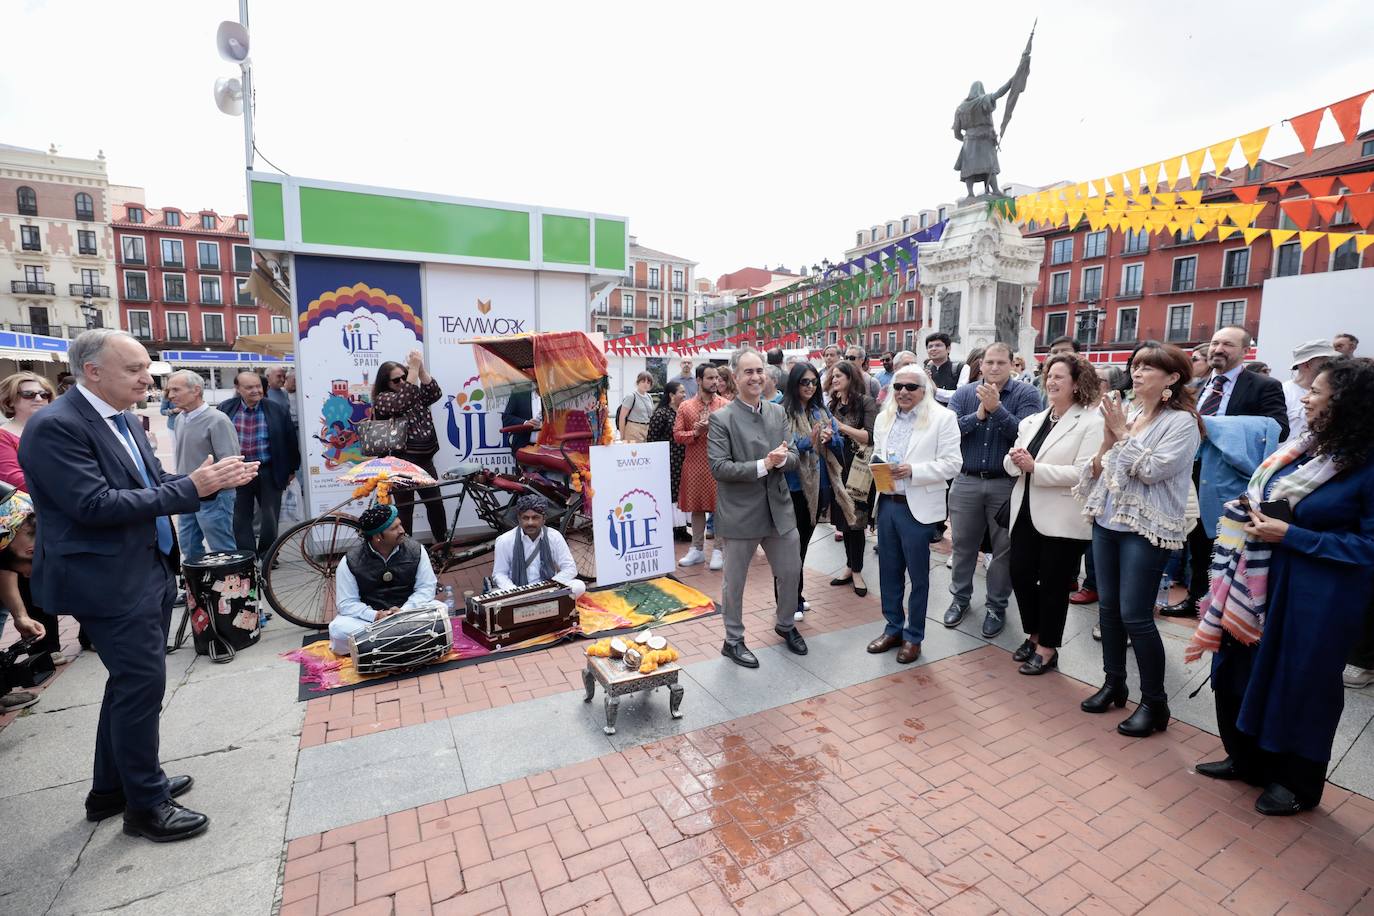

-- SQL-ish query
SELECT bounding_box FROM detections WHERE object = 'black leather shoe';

[1081,682,1129,713]
[1118,699,1170,737]
[1018,652,1058,675]
[1255,783,1315,816]
[1012,639,1037,663]
[942,601,968,628]
[1195,758,1240,781]
[853,582,868,598]
[981,611,1005,638]
[1159,596,1200,618]
[122,800,209,842]
[775,626,808,656]
[829,575,854,587]
[87,775,194,822]
[721,640,760,668]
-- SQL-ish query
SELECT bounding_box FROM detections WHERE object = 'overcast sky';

[4,0,1371,282]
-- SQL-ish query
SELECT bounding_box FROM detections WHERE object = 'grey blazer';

[707,398,799,540]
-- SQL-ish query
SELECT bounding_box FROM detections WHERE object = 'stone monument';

[917,27,1042,361]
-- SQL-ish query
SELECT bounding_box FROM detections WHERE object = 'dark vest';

[346,539,423,610]
[926,359,962,392]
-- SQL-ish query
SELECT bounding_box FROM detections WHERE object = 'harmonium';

[464,580,578,649]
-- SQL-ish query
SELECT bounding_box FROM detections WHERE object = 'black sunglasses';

[845,355,862,361]
[389,375,405,383]
[891,382,922,392]
[19,390,52,401]
[798,378,818,387]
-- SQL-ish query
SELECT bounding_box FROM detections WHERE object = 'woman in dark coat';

[826,359,877,597]
[371,350,447,539]
[1189,358,1374,815]
[646,381,686,502]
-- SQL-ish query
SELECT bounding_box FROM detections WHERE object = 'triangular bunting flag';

[1269,229,1297,246]
[1280,198,1317,229]
[1341,171,1374,194]
[1162,157,1182,190]
[1298,230,1325,251]
[1271,180,1297,196]
[1217,225,1240,241]
[1326,232,1355,251]
[1185,148,1208,183]
[1224,204,1255,227]
[1179,191,1203,208]
[1241,227,1267,244]
[1233,186,1262,204]
[1312,195,1343,223]
[1092,178,1109,199]
[1347,192,1374,229]
[1108,173,1126,198]
[1357,236,1374,253]
[1299,176,1337,197]
[1286,106,1325,156]
[1208,138,1235,177]
[1237,127,1269,169]
[1329,91,1372,144]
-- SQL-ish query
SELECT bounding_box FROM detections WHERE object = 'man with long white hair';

[868,366,962,662]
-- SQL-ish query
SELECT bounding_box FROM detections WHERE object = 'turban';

[360,503,399,537]
[0,489,34,552]
[515,494,549,517]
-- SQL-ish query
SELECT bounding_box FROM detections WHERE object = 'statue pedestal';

[917,201,1045,362]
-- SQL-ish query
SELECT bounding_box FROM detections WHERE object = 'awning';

[233,333,294,358]
[0,348,64,363]
[149,360,173,376]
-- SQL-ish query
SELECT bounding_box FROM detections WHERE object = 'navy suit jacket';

[218,395,300,490]
[19,388,201,618]
[1224,367,1290,442]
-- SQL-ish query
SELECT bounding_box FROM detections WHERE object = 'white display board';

[1255,268,1374,376]
[588,442,675,586]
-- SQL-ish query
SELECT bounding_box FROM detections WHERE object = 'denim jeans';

[877,496,940,644]
[1092,524,1169,702]
[177,490,238,562]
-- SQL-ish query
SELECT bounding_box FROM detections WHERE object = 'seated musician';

[329,503,438,654]
[491,494,585,597]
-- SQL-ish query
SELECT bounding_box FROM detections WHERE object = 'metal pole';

[239,0,255,171]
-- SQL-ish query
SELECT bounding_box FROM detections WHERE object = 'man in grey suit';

[708,348,806,667]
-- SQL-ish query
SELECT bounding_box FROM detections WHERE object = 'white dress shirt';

[76,383,140,465]
[491,526,583,595]
[334,544,437,625]
[1282,378,1309,442]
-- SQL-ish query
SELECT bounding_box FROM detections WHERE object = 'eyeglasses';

[18,390,52,401]
[845,355,862,361]
[389,375,405,384]
[798,378,818,387]
[890,383,922,392]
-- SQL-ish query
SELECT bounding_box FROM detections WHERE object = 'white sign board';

[589,442,675,586]
[1255,268,1374,377]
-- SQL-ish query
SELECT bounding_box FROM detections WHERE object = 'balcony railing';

[166,333,191,343]
[1153,270,1260,295]
[204,334,226,345]
[1077,289,1103,304]
[1116,288,1144,300]
[199,259,221,271]
[165,293,188,303]
[10,281,55,295]
[162,258,185,269]
[131,329,153,341]
[670,283,687,292]
[10,324,55,337]
[125,288,150,302]
[202,294,223,305]
[122,253,146,265]
[69,284,111,298]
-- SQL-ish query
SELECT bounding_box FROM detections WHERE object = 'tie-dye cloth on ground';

[285,577,715,697]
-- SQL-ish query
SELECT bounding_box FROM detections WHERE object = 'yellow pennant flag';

[1326,232,1355,250]
[1209,138,1235,177]
[1298,230,1324,251]
[1105,214,1122,231]
[1270,229,1297,246]
[1191,223,1211,241]
[1217,225,1240,241]
[1247,203,1268,225]
[1241,227,1267,245]
[1067,204,1086,226]
[1142,163,1161,192]
[1237,126,1269,169]
[1108,173,1126,198]
[1179,191,1203,208]
[1075,182,1090,200]
[1224,204,1255,227]
[1357,236,1374,254]
[1092,178,1109,199]
[1162,157,1182,189]
[1185,148,1208,184]
[1154,192,1178,208]
[1085,196,1106,212]
[1088,213,1107,232]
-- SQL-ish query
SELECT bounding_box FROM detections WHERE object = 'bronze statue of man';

[953,30,1033,199]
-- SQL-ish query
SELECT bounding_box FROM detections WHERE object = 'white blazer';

[1003,404,1105,540]
[871,404,962,524]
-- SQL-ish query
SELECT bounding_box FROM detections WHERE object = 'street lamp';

[79,294,99,329]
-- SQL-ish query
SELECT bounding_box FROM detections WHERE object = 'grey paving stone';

[785,619,983,691]
[77,856,279,916]
[1330,718,1374,797]
[0,701,103,799]
[49,735,296,915]
[452,692,616,793]
[0,779,95,895]
[685,643,831,718]
[295,718,455,783]
[583,669,736,752]
[159,662,305,761]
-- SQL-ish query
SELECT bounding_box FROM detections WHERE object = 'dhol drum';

[184,551,261,662]
[350,603,453,676]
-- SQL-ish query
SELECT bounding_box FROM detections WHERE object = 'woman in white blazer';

[1004,354,1105,674]
[867,365,962,664]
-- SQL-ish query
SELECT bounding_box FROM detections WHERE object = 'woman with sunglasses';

[0,372,56,492]
[371,351,448,540]
[782,363,840,619]
[826,359,877,596]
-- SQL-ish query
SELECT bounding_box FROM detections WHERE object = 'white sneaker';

[679,548,705,567]
[945,553,954,569]
[982,552,993,569]
[794,610,804,621]
[1343,665,1374,688]
[709,549,724,571]
[802,599,810,611]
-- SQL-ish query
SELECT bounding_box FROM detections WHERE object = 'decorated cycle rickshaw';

[262,330,611,629]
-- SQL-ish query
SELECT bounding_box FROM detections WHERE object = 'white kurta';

[490,526,584,597]
[328,544,438,654]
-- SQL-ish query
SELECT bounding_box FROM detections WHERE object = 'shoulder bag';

[357,415,409,457]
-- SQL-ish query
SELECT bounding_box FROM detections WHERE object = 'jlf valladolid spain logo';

[607,486,662,578]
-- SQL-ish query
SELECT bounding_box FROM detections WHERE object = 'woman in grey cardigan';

[1073,343,1201,737]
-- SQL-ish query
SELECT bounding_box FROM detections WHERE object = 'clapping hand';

[190,455,259,498]
[1008,446,1035,473]
[976,383,1001,416]
[407,349,424,370]
[810,421,826,446]
[1099,393,1128,443]
[765,441,789,470]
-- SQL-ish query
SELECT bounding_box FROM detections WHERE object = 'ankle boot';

[1117,698,1170,737]
[1081,681,1128,713]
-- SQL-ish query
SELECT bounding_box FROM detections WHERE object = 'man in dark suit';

[219,370,300,561]
[20,330,257,841]
[500,386,539,459]
[707,347,804,668]
[1163,324,1288,618]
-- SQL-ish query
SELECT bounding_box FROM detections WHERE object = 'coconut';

[609,637,628,657]
[634,630,653,644]
[646,635,668,651]
[623,647,644,671]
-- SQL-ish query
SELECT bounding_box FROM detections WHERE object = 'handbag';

[357,416,409,457]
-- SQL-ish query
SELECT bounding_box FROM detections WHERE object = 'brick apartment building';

[113,202,284,352]
[1027,133,1374,359]
[594,237,697,342]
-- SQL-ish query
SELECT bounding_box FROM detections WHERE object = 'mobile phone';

[1258,498,1293,524]
[140,415,151,433]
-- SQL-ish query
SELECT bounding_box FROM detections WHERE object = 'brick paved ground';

[280,645,1374,915]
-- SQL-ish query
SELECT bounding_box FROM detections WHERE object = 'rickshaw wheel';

[262,514,366,630]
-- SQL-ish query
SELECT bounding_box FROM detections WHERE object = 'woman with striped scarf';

[1187,358,1374,815]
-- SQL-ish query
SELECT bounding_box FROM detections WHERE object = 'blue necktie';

[113,413,174,555]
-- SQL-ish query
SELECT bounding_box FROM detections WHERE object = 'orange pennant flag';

[1241,227,1268,245]
[1162,157,1182,190]
[1340,171,1374,195]
[1329,91,1372,144]
[1312,196,1343,223]
[1233,186,1262,204]
[1280,198,1317,230]
[1270,229,1297,246]
[1286,106,1325,156]
[1184,149,1208,184]
[1300,176,1337,197]
[1237,127,1269,169]
[1346,192,1374,229]
[1208,138,1235,177]
[1298,231,1325,251]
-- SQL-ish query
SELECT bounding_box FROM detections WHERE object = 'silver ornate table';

[582,655,684,735]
